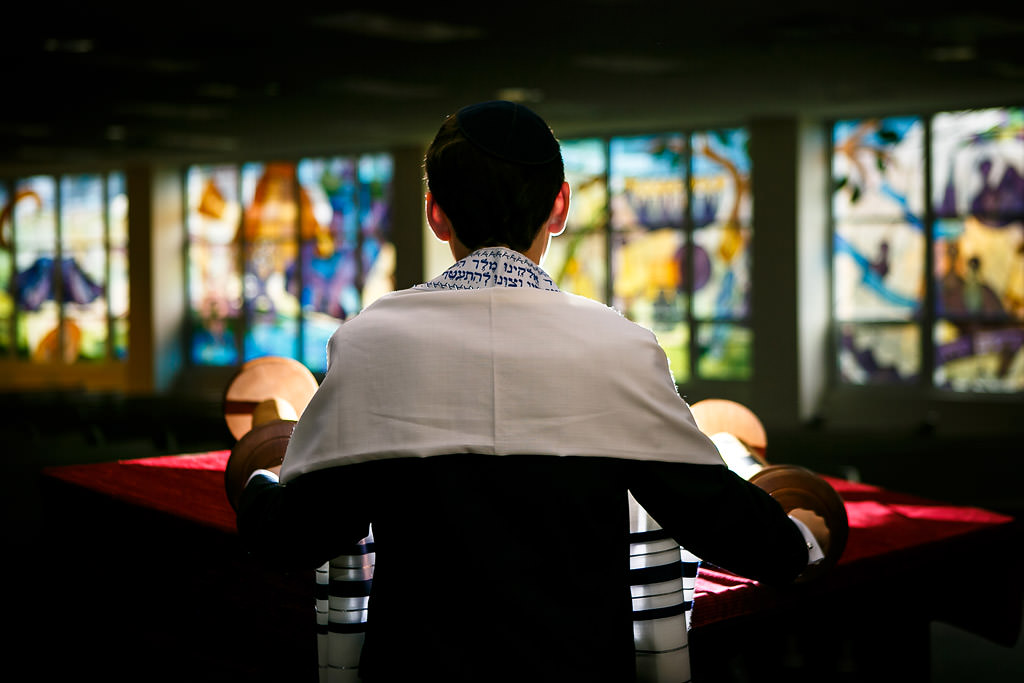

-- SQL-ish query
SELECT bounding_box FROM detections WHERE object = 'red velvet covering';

[691,477,1021,640]
[42,452,1022,644]
[44,450,239,534]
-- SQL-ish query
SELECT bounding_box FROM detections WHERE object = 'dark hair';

[424,108,565,253]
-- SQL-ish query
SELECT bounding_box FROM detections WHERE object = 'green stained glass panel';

[656,322,689,384]
[548,138,607,302]
[697,322,751,380]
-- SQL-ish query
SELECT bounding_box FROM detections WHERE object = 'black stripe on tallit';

[631,602,689,621]
[629,562,683,585]
[325,579,373,597]
[629,528,672,543]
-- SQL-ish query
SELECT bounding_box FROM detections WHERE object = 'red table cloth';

[42,450,1022,642]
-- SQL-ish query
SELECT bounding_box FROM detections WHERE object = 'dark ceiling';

[4,3,1024,169]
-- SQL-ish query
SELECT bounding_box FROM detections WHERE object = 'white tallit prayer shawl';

[281,247,722,476]
[315,531,374,683]
[281,246,724,683]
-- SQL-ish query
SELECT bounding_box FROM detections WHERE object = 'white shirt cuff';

[247,468,280,485]
[789,515,825,565]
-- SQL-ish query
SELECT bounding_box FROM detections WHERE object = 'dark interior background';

[4,4,1024,167]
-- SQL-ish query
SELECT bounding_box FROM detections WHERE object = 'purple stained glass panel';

[838,322,921,385]
[934,320,1024,392]
[60,174,108,361]
[0,183,11,355]
[107,172,129,359]
[931,108,1023,325]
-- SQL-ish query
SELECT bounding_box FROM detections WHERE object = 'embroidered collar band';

[416,247,559,292]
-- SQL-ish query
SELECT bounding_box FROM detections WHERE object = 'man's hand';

[789,507,830,557]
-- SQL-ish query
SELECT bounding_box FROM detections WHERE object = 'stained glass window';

[240,161,302,362]
[541,130,755,384]
[0,183,11,355]
[107,173,129,359]
[298,153,395,373]
[610,134,689,381]
[832,107,1023,393]
[187,153,394,373]
[930,107,1023,392]
[832,117,926,386]
[0,172,128,364]
[14,176,59,361]
[187,165,243,366]
[602,129,754,383]
[546,138,608,302]
[691,128,753,380]
[60,174,109,361]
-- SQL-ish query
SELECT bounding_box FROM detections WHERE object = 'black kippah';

[455,100,560,165]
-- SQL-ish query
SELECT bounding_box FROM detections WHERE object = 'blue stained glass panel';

[187,165,242,366]
[834,219,925,320]
[833,117,926,323]
[297,157,361,323]
[240,162,301,362]
[358,153,395,308]
[832,117,925,223]
[60,174,108,361]
[697,322,752,380]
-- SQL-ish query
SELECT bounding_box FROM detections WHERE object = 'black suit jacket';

[237,454,807,682]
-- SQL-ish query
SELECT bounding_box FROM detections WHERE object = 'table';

[39,451,1023,682]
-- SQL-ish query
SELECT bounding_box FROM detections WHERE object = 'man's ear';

[546,181,571,236]
[426,192,452,242]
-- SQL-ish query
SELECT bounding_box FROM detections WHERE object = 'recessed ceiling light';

[495,88,544,103]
